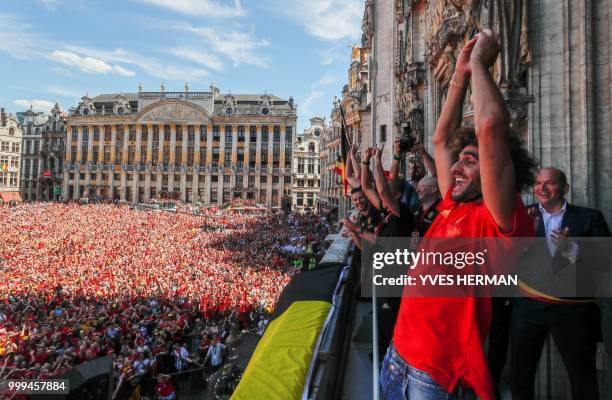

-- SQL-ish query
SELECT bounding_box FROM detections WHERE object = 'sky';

[0,0,364,133]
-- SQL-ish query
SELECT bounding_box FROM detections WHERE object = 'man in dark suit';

[509,167,610,400]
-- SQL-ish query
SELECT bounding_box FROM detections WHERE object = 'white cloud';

[185,26,269,67]
[282,0,363,42]
[44,85,83,99]
[169,48,224,71]
[14,99,55,112]
[49,50,136,76]
[64,45,209,81]
[39,0,61,10]
[112,65,136,77]
[51,67,77,77]
[302,90,324,112]
[318,75,337,87]
[136,0,246,18]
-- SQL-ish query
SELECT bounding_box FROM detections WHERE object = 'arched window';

[8,127,14,136]
[308,142,315,153]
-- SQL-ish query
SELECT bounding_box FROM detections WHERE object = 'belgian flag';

[232,265,344,399]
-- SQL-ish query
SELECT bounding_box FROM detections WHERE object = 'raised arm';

[360,148,382,209]
[470,29,515,231]
[412,143,436,177]
[373,146,401,217]
[345,146,361,189]
[433,37,477,196]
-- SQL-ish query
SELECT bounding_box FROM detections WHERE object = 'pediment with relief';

[137,101,209,124]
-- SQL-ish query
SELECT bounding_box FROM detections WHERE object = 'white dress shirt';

[538,201,578,260]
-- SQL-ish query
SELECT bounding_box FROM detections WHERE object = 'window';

[8,127,14,136]
[284,175,291,184]
[238,126,245,142]
[260,175,267,184]
[224,151,231,165]
[223,175,230,183]
[105,126,112,141]
[225,126,233,143]
[273,126,281,142]
[297,158,304,174]
[0,142,7,152]
[261,126,268,142]
[93,147,99,163]
[272,175,279,183]
[82,127,89,142]
[380,124,387,143]
[297,193,303,206]
[212,175,218,183]
[188,125,195,143]
[213,125,220,141]
[260,149,268,166]
[285,126,293,144]
[164,125,171,141]
[93,126,99,141]
[200,125,207,143]
[129,125,136,142]
[250,126,257,142]
[71,127,78,141]
[175,125,183,142]
[153,125,160,142]
[308,142,315,153]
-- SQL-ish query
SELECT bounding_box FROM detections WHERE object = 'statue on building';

[362,0,374,49]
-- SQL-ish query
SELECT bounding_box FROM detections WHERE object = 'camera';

[399,124,417,152]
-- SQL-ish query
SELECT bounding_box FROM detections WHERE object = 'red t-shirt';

[156,381,175,397]
[393,188,533,400]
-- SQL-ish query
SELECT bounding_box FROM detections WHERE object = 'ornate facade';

[292,117,325,211]
[0,108,22,202]
[322,42,372,220]
[63,85,297,208]
[39,103,67,201]
[19,107,47,201]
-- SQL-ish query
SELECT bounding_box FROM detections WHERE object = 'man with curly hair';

[381,30,537,400]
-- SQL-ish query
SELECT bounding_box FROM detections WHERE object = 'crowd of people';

[0,201,330,398]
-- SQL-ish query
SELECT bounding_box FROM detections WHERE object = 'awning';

[0,192,22,203]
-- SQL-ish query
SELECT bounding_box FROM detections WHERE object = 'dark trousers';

[509,298,600,400]
[488,298,512,399]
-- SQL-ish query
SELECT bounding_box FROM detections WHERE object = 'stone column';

[133,124,142,203]
[279,124,286,208]
[167,124,175,193]
[230,124,238,200]
[109,124,117,199]
[267,125,274,207]
[193,124,201,202]
[180,124,188,202]
[97,125,104,195]
[144,124,153,201]
[74,125,83,199]
[243,125,250,192]
[119,125,129,201]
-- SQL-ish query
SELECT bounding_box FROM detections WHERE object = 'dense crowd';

[0,202,330,398]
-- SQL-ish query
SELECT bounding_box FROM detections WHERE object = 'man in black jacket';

[510,167,610,400]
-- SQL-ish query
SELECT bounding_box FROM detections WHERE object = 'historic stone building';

[19,107,47,201]
[292,117,325,212]
[322,43,372,220]
[362,0,612,397]
[63,85,297,208]
[39,103,67,201]
[0,108,22,203]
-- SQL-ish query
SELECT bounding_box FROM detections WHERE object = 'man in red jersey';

[380,30,537,400]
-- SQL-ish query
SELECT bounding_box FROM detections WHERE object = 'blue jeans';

[380,344,477,400]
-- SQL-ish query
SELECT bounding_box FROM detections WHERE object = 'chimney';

[1,108,6,127]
